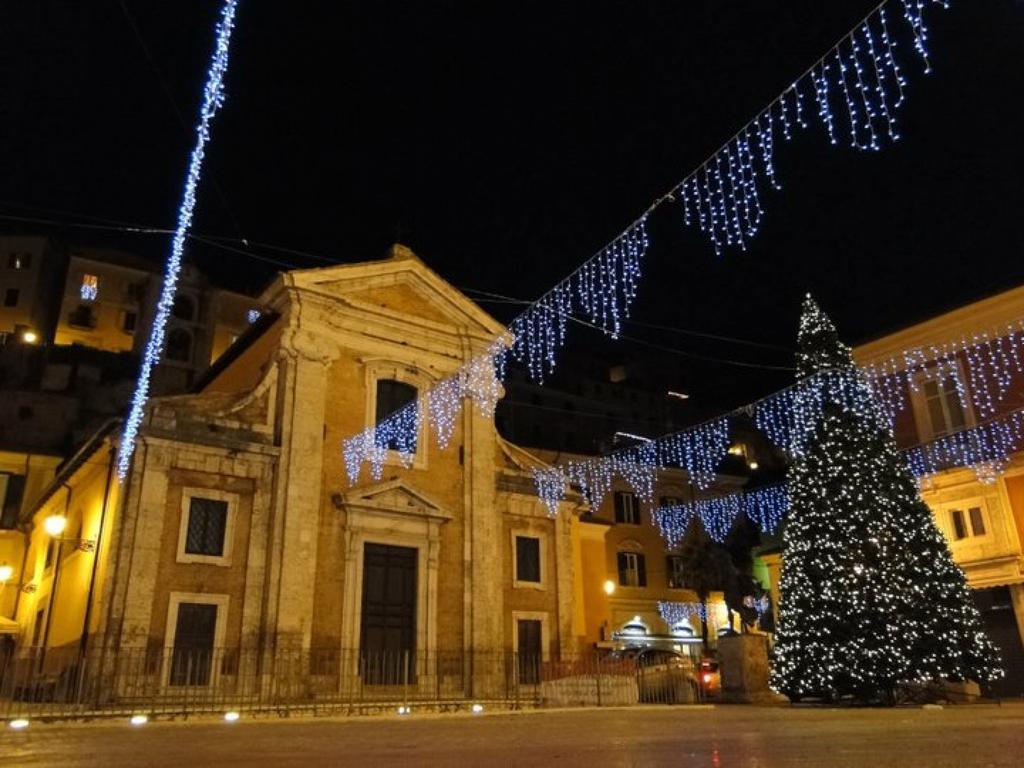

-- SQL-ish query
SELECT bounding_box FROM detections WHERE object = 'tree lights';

[771,297,1002,703]
[117,0,240,479]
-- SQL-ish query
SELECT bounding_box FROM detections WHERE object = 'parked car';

[613,648,699,704]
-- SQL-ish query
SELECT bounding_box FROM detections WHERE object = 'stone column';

[261,325,338,654]
[462,386,503,696]
[1010,583,1024,651]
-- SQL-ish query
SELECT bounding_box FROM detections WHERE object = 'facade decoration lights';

[116,0,240,479]
[340,0,953,485]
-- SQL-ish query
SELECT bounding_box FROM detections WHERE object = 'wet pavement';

[2,703,1022,767]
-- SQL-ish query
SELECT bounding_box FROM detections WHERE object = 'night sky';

[3,1,1023,415]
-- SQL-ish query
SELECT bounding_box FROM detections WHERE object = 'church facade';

[6,246,589,700]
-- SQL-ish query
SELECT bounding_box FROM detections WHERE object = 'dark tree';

[677,516,732,651]
[722,513,762,631]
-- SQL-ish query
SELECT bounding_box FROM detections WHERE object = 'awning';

[0,616,20,635]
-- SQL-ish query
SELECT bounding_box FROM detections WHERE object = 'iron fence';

[0,645,707,721]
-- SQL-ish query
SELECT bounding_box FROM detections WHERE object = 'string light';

[861,19,900,142]
[658,600,723,627]
[340,0,955,484]
[117,0,240,479]
[906,407,1024,484]
[532,467,567,517]
[652,484,788,547]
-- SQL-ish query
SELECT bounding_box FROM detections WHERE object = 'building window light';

[80,274,99,302]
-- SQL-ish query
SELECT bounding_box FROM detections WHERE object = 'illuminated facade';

[2,246,583,698]
[853,284,1024,694]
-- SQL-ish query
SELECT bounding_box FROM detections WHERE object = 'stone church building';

[9,245,582,698]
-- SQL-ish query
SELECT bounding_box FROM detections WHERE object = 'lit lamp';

[21,330,38,344]
[603,579,616,596]
[0,563,13,583]
[44,515,68,538]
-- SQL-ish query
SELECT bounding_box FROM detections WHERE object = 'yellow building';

[53,250,260,389]
[565,465,740,656]
[854,284,1024,694]
[0,448,63,637]
[4,246,586,703]
[0,235,62,343]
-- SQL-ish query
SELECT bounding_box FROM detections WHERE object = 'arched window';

[172,294,196,321]
[671,622,697,639]
[619,618,649,637]
[166,328,193,363]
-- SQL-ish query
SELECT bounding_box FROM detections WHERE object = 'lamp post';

[37,512,95,672]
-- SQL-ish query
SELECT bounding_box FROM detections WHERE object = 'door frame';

[161,591,230,689]
[511,610,550,662]
[358,542,419,657]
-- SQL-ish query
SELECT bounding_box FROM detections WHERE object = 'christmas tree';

[770,295,1002,702]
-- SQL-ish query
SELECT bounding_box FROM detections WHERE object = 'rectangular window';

[516,619,542,684]
[0,472,25,529]
[617,551,647,587]
[922,375,967,438]
[949,506,987,541]
[666,555,686,589]
[3,288,18,307]
[169,602,218,686]
[374,379,418,452]
[185,497,229,557]
[68,304,95,328]
[950,509,968,541]
[614,491,640,525]
[968,506,986,537]
[80,273,99,301]
[31,609,45,647]
[515,536,541,584]
[121,310,137,333]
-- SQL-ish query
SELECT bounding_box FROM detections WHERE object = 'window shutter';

[637,554,647,587]
[617,552,628,585]
[968,507,986,536]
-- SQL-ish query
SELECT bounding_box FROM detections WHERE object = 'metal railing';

[0,644,708,720]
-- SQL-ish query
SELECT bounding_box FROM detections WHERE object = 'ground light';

[471,704,484,714]
[130,714,148,726]
[224,711,240,722]
[9,719,29,730]
[397,706,410,715]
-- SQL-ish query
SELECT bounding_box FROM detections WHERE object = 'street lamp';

[43,515,67,538]
[603,579,616,596]
[0,563,13,583]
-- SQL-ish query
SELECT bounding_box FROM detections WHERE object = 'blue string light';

[341,0,956,485]
[117,0,240,479]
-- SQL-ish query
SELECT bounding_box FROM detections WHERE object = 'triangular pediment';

[284,244,506,339]
[342,478,453,521]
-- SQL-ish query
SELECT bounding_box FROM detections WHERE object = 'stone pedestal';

[718,634,779,703]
